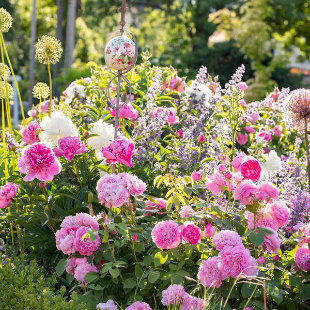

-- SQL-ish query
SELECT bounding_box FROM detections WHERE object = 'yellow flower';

[0,8,13,33]
[0,81,13,99]
[35,35,63,65]
[33,82,50,99]
[0,63,10,81]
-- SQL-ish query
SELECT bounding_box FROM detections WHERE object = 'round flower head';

[0,63,10,81]
[96,300,118,310]
[20,121,41,145]
[126,301,152,310]
[212,230,243,251]
[179,221,201,245]
[205,171,227,196]
[268,201,290,227]
[261,229,281,254]
[181,294,205,310]
[110,103,138,120]
[118,173,147,196]
[240,157,261,182]
[191,170,202,181]
[161,284,186,306]
[198,257,224,288]
[75,212,99,230]
[33,82,50,99]
[179,205,195,218]
[0,81,13,99]
[233,180,258,205]
[295,246,310,271]
[0,182,19,209]
[17,143,61,182]
[0,8,13,32]
[35,35,63,64]
[53,136,87,162]
[55,226,76,255]
[74,261,97,282]
[246,211,279,231]
[255,182,279,201]
[151,220,180,249]
[74,226,101,256]
[203,223,216,238]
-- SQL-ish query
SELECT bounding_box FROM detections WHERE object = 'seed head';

[0,8,13,33]
[0,81,13,99]
[35,35,63,64]
[0,63,10,81]
[33,82,50,99]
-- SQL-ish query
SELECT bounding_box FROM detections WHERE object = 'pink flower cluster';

[0,182,19,209]
[150,107,179,125]
[101,137,135,167]
[96,173,146,208]
[53,136,87,162]
[125,301,152,310]
[162,76,186,93]
[20,121,41,145]
[109,103,139,120]
[55,213,101,256]
[17,143,61,182]
[66,257,97,283]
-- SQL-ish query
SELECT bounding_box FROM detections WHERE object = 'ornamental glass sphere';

[104,35,136,72]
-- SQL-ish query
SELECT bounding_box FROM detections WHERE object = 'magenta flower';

[247,112,259,124]
[176,129,183,138]
[55,226,77,255]
[205,172,227,196]
[17,143,61,182]
[126,301,152,310]
[162,76,185,93]
[233,180,258,205]
[191,170,202,181]
[240,157,261,182]
[246,211,279,231]
[231,153,246,172]
[167,107,179,124]
[161,284,186,306]
[53,136,87,162]
[74,226,101,256]
[256,256,265,264]
[0,182,19,209]
[258,131,272,142]
[198,257,224,288]
[181,294,205,310]
[295,246,310,271]
[197,134,205,143]
[101,137,135,167]
[131,234,137,242]
[243,126,255,134]
[151,220,180,249]
[212,230,243,251]
[236,132,248,145]
[273,125,283,137]
[151,107,179,125]
[110,103,139,120]
[203,223,216,238]
[20,121,41,145]
[179,221,201,245]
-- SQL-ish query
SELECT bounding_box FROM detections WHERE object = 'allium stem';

[304,119,310,192]
[47,62,52,116]
[1,98,8,177]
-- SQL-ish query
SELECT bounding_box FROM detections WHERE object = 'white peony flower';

[263,150,281,173]
[185,81,212,104]
[39,111,79,147]
[87,119,114,158]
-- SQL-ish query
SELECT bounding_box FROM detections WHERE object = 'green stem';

[47,62,52,116]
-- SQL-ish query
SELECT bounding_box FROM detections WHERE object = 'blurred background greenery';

[1,0,310,104]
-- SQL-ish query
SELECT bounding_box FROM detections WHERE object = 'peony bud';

[176,129,183,138]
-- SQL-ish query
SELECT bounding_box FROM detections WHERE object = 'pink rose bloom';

[258,131,272,142]
[150,107,164,119]
[198,257,224,288]
[180,205,195,218]
[255,182,279,201]
[101,137,135,167]
[247,112,259,124]
[145,198,167,212]
[0,182,19,209]
[212,230,243,251]
[256,256,265,264]
[96,174,130,208]
[96,300,118,310]
[176,129,183,138]
[119,173,147,196]
[207,82,219,92]
[240,157,261,182]
[53,136,87,162]
[74,261,97,282]
[55,226,77,255]
[28,109,37,118]
[232,153,246,172]
[181,294,205,310]
[262,229,281,254]
[273,125,283,137]
[162,76,186,93]
[20,121,41,145]
[167,108,179,125]
[197,134,206,143]
[233,180,258,205]
[17,143,61,182]
[110,103,139,120]
[40,99,54,113]
[191,170,202,181]
[295,247,310,271]
[61,215,77,229]
[75,212,99,230]
[268,201,290,227]
[243,126,255,134]
[126,302,152,310]
[131,234,137,242]
[161,284,186,306]
[179,221,201,245]
[203,223,216,238]
[205,172,227,196]
[66,257,87,275]
[246,211,279,231]
[218,245,256,278]
[74,226,101,256]
[151,220,180,249]
[238,82,248,91]
[236,132,248,145]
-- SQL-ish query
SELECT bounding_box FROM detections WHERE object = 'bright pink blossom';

[273,125,283,137]
[17,143,61,182]
[256,256,265,264]
[258,131,272,142]
[295,247,310,271]
[126,302,152,310]
[145,198,167,213]
[246,211,279,231]
[191,170,202,181]
[101,137,135,167]
[233,180,258,205]
[232,153,246,172]
[243,126,255,134]
[162,76,185,93]
[240,157,261,182]
[110,103,139,120]
[238,82,248,91]
[179,221,201,245]
[53,136,87,162]
[236,132,248,145]
[161,284,186,306]
[205,172,227,196]
[0,182,19,209]
[151,107,179,125]
[255,182,279,201]
[212,230,243,251]
[176,129,183,138]
[262,229,281,254]
[198,257,224,288]
[20,121,41,145]
[74,261,97,282]
[151,220,180,249]
[247,112,259,124]
[203,223,216,238]
[240,99,246,107]
[197,134,205,143]
[74,226,101,256]
[131,234,137,242]
[268,201,290,227]
[55,226,77,255]
[75,212,100,230]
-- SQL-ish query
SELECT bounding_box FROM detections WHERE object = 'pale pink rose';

[75,213,99,230]
[118,173,147,196]
[55,226,77,255]
[255,182,279,201]
[53,136,87,162]
[268,201,290,227]
[20,121,41,145]
[203,223,216,238]
[262,229,281,254]
[161,284,186,306]
[191,170,202,181]
[240,157,261,182]
[110,103,139,120]
[74,226,101,256]
[40,99,54,113]
[0,182,19,209]
[198,257,224,288]
[151,220,180,249]
[246,211,279,231]
[295,246,310,271]
[74,262,97,282]
[258,131,273,142]
[66,257,87,275]
[273,125,283,137]
[167,108,179,124]
[179,221,201,245]
[233,180,258,205]
[145,198,167,213]
[238,82,248,91]
[181,294,205,310]
[212,230,242,251]
[205,172,227,196]
[236,132,248,145]
[243,126,255,134]
[247,112,259,124]
[179,206,195,218]
[232,153,246,172]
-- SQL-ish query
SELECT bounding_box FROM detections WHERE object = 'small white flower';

[39,111,79,147]
[185,81,212,104]
[87,119,115,159]
[263,150,281,173]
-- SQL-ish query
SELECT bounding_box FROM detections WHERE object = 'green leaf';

[148,270,160,283]
[87,284,103,290]
[84,272,98,283]
[101,230,109,243]
[135,265,144,279]
[300,284,310,300]
[123,278,136,289]
[109,268,120,279]
[249,231,265,246]
[55,259,67,276]
[154,252,168,267]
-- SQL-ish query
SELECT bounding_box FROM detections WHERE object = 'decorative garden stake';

[104,0,138,172]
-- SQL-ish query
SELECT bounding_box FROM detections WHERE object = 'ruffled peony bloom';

[20,121,41,145]
[96,174,130,208]
[101,137,135,167]
[262,150,281,173]
[240,157,261,182]
[161,284,186,306]
[191,170,202,181]
[198,257,224,288]
[268,201,290,227]
[203,223,216,238]
[119,173,147,196]
[66,257,87,275]
[212,230,243,251]
[110,103,139,120]
[53,136,87,162]
[74,261,97,282]
[258,131,272,142]
[262,230,281,254]
[295,246,310,271]
[0,182,19,209]
[18,143,61,182]
[126,302,152,310]
[74,226,101,256]
[255,182,279,201]
[39,111,79,147]
[181,294,205,310]
[75,212,99,230]
[232,153,246,172]
[87,120,115,158]
[151,220,180,249]
[205,172,227,196]
[233,180,258,205]
[96,300,118,310]
[179,221,201,245]
[236,132,248,145]
[55,226,77,255]
[180,206,195,218]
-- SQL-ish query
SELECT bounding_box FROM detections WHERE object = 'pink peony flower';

[167,108,179,125]
[232,153,246,172]
[0,182,19,209]
[74,226,101,256]
[66,257,87,275]
[179,206,195,218]
[203,223,216,238]
[238,82,248,91]
[198,257,224,288]
[161,284,186,306]
[295,246,310,271]
[96,300,118,310]
[236,132,248,145]
[17,143,61,182]
[191,170,202,181]
[20,121,41,145]
[240,157,261,182]
[258,131,272,142]
[40,99,55,113]
[246,211,279,231]
[179,221,201,245]
[181,294,205,310]
[255,182,279,201]
[75,212,99,230]
[176,129,183,138]
[145,198,167,213]
[212,230,243,251]
[205,172,227,196]
[126,302,152,310]
[273,125,283,137]
[110,103,139,120]
[233,180,258,205]
[243,126,255,134]
[55,227,77,255]
[247,112,259,124]
[151,220,180,249]
[53,136,87,162]
[268,201,290,227]
[197,134,206,143]
[119,173,147,196]
[150,107,179,125]
[101,137,135,167]
[262,229,281,254]
[74,261,97,282]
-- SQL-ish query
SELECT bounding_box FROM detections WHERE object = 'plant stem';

[47,62,53,116]
[1,99,8,177]
[304,119,310,192]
